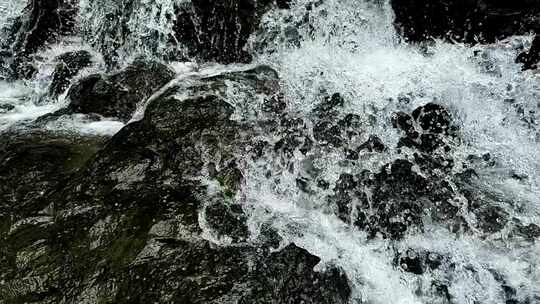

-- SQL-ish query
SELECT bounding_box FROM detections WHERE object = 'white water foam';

[235,0,540,303]
[0,0,25,30]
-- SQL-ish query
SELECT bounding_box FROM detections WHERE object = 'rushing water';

[1,0,540,303]
[0,0,25,30]
[241,1,540,303]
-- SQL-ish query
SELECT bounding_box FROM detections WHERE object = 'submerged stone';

[394,103,456,153]
[313,92,345,118]
[205,202,249,243]
[475,205,510,234]
[0,104,15,113]
[84,0,291,65]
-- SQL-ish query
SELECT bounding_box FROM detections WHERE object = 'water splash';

[78,0,187,64]
[236,0,540,303]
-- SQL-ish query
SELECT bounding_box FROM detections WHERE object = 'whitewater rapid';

[241,1,540,303]
[1,0,539,303]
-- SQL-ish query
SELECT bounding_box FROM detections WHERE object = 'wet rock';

[313,92,345,118]
[296,177,312,193]
[394,103,455,153]
[312,93,354,147]
[344,148,359,160]
[431,282,453,302]
[339,113,363,129]
[392,111,418,138]
[338,113,364,139]
[358,135,385,153]
[475,206,509,233]
[0,131,106,294]
[107,241,350,304]
[313,121,343,147]
[417,133,448,153]
[258,223,283,248]
[275,115,313,155]
[391,0,540,43]
[0,131,106,214]
[66,60,175,122]
[516,34,540,70]
[276,0,292,9]
[1,66,351,303]
[514,222,540,241]
[310,93,350,147]
[262,94,287,114]
[275,133,313,156]
[332,173,358,223]
[412,103,452,134]
[246,243,351,304]
[148,94,235,139]
[249,140,269,159]
[397,249,446,275]
[331,157,462,239]
[89,0,291,65]
[205,203,249,243]
[48,50,93,97]
[367,159,428,238]
[325,103,467,239]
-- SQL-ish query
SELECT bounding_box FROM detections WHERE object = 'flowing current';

[1,0,540,303]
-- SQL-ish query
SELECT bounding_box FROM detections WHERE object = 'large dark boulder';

[0,66,351,303]
[0,130,106,294]
[391,0,540,43]
[65,60,175,122]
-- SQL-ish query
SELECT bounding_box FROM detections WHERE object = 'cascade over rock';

[174,0,293,63]
[1,0,292,75]
[0,0,78,78]
[80,0,292,66]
